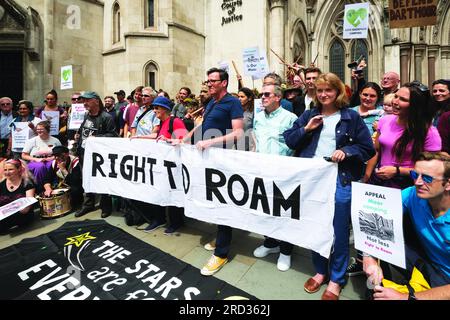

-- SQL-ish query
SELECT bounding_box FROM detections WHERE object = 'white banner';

[351,182,405,269]
[343,3,370,39]
[68,104,87,130]
[11,122,30,149]
[0,197,38,221]
[83,138,338,258]
[40,111,60,136]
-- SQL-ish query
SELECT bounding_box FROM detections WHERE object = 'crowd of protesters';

[0,62,449,300]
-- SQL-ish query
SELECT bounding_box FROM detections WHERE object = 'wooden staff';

[311,52,319,67]
[232,60,244,88]
[270,48,291,68]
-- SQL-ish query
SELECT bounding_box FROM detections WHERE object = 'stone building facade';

[0,0,449,105]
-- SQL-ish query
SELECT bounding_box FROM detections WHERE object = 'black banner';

[0,220,256,300]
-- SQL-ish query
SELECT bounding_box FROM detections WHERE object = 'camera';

[348,55,365,76]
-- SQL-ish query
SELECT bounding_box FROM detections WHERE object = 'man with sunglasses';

[66,92,83,142]
[252,83,297,272]
[130,87,159,138]
[363,151,450,300]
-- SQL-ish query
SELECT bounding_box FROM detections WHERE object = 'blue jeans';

[214,225,232,258]
[312,178,351,286]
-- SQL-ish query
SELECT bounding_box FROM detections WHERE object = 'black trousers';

[84,193,112,214]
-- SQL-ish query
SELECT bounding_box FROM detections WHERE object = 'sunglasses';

[409,170,445,184]
[71,97,82,101]
[1,103,11,106]
[261,92,273,98]
[409,81,429,93]
[142,94,152,98]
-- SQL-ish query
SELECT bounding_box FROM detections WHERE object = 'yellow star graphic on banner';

[65,232,96,248]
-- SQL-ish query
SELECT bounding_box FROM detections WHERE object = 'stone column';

[269,0,286,76]
[441,46,450,80]
[400,44,411,84]
[413,45,425,82]
[43,0,54,89]
[427,45,439,87]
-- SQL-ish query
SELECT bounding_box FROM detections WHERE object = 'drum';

[38,188,72,219]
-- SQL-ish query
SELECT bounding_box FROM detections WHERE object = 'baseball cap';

[79,91,101,100]
[114,90,126,96]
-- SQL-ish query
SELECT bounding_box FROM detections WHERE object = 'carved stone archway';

[0,0,43,104]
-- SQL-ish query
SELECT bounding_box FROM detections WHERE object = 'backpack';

[122,198,145,226]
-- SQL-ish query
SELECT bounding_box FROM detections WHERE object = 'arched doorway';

[0,1,42,106]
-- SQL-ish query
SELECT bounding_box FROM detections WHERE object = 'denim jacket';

[283,107,376,186]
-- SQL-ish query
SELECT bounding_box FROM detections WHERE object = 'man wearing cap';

[130,87,160,138]
[74,91,117,218]
[114,90,127,136]
[42,145,84,209]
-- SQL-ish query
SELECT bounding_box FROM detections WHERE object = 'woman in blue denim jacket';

[283,73,375,300]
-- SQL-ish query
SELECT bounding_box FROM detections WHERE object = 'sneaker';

[253,245,280,258]
[143,220,166,233]
[200,255,228,276]
[277,253,291,272]
[164,225,181,235]
[203,241,216,251]
[346,257,364,276]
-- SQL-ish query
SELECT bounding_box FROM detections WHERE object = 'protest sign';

[68,104,87,130]
[343,3,370,39]
[351,182,405,269]
[0,197,38,222]
[40,111,60,136]
[389,0,437,29]
[11,122,30,150]
[61,65,73,90]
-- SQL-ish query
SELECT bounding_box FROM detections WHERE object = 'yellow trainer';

[200,255,228,276]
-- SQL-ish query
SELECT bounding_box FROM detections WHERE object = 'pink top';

[378,115,442,168]
[157,117,187,140]
[124,103,140,126]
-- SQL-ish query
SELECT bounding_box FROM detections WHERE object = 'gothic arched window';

[145,0,155,28]
[144,62,158,89]
[351,40,369,80]
[329,39,345,82]
[113,2,121,44]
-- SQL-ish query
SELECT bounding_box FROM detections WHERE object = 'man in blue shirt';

[364,151,450,300]
[193,67,244,276]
